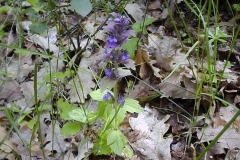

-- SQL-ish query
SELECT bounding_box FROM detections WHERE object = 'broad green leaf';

[132,22,141,34]
[69,109,87,123]
[38,104,51,111]
[122,38,140,58]
[97,101,125,125]
[143,17,155,26]
[70,0,92,17]
[123,98,143,113]
[97,101,113,121]
[69,109,97,123]
[28,119,35,129]
[90,89,113,101]
[106,130,127,155]
[29,23,47,34]
[93,137,112,155]
[123,145,134,159]
[60,122,81,135]
[0,6,12,13]
[57,98,78,120]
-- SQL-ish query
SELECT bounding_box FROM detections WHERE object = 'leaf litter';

[0,0,240,159]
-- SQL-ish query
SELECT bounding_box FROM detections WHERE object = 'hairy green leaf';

[107,130,127,155]
[70,0,92,17]
[60,122,81,135]
[123,98,143,113]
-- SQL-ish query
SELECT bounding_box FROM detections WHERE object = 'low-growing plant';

[58,12,142,157]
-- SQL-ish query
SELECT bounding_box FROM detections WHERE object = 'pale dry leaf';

[125,3,144,22]
[44,121,70,156]
[0,77,23,102]
[50,53,65,72]
[21,55,33,65]
[75,138,93,160]
[28,34,60,54]
[197,125,240,150]
[129,105,172,160]
[82,17,107,41]
[0,125,15,153]
[19,81,35,107]
[219,106,237,123]
[11,124,50,159]
[158,72,196,99]
[1,59,34,81]
[148,34,187,72]
[128,79,150,99]
[67,56,96,103]
[20,21,32,31]
[148,0,161,10]
[137,47,162,79]
[64,150,75,160]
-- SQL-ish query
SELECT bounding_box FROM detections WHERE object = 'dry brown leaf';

[0,125,15,153]
[125,3,144,22]
[44,121,70,158]
[28,34,60,54]
[0,77,23,102]
[136,46,162,79]
[67,56,96,103]
[148,34,188,72]
[0,57,34,81]
[158,72,196,99]
[129,105,172,160]
[197,125,240,150]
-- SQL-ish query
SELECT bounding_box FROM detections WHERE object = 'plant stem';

[113,50,119,130]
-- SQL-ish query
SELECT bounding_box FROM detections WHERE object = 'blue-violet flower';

[105,69,114,78]
[117,95,125,106]
[121,51,130,61]
[103,92,113,101]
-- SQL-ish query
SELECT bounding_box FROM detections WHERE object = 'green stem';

[113,51,119,129]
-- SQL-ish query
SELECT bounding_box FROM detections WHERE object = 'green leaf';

[69,109,97,123]
[97,101,114,121]
[122,38,140,58]
[29,23,47,34]
[60,122,81,135]
[28,119,35,129]
[93,137,112,155]
[143,17,155,26]
[132,18,155,35]
[38,104,51,111]
[57,99,78,120]
[106,130,127,155]
[123,98,143,113]
[70,0,92,17]
[132,22,142,34]
[0,6,12,13]
[89,89,113,101]
[27,0,39,7]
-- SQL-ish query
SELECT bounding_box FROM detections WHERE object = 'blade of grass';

[0,43,66,61]
[162,41,199,82]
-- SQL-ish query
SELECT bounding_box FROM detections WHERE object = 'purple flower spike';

[121,51,130,61]
[103,92,113,101]
[106,35,117,48]
[117,95,125,106]
[105,69,114,78]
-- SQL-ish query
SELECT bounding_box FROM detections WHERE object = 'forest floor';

[0,0,240,160]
